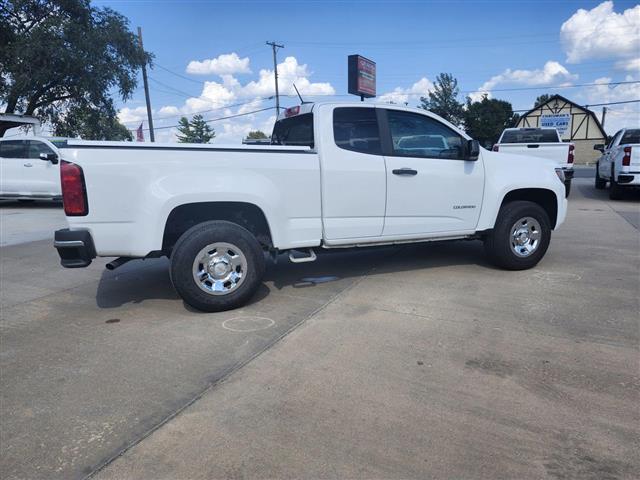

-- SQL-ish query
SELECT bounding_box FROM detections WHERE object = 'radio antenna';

[293,83,306,104]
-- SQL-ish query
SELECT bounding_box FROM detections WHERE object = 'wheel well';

[162,202,272,253]
[501,189,558,228]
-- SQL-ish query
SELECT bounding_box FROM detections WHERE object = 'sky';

[95,0,640,142]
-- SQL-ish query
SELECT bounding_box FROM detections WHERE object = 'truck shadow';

[577,183,640,202]
[95,240,495,311]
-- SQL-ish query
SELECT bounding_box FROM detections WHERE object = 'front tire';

[170,221,265,312]
[484,201,551,270]
[595,163,606,189]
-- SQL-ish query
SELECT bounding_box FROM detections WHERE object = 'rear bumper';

[617,172,640,186]
[54,229,96,268]
[563,168,574,197]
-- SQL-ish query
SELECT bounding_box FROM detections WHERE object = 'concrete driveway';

[1,180,638,479]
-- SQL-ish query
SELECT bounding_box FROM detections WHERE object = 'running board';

[288,249,317,263]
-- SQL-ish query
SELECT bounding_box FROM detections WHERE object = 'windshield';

[500,129,559,144]
[620,129,640,145]
[271,113,314,148]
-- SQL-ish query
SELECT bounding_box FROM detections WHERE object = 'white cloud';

[117,106,148,124]
[119,55,334,143]
[469,61,577,102]
[560,1,640,63]
[615,57,640,72]
[378,78,433,104]
[186,53,251,75]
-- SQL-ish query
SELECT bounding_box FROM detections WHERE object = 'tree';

[419,73,464,126]
[53,103,132,141]
[463,95,518,148]
[0,0,151,137]
[534,94,553,107]
[176,115,215,143]
[246,130,268,140]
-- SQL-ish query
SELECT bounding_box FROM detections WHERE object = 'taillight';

[60,160,88,216]
[567,144,575,164]
[492,145,499,152]
[622,146,632,166]
[284,106,300,118]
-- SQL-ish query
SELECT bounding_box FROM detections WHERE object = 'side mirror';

[466,139,480,161]
[39,152,59,164]
[593,144,605,152]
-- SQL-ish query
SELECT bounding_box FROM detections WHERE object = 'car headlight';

[555,168,566,183]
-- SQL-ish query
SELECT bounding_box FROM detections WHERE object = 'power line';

[132,107,277,132]
[120,97,274,125]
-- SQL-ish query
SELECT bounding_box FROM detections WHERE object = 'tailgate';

[497,144,569,166]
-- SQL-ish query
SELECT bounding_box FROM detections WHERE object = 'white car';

[53,103,568,311]
[0,137,66,200]
[493,127,574,195]
[594,128,640,199]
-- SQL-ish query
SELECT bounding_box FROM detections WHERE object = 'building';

[516,95,607,164]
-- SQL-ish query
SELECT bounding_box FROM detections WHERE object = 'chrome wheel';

[510,217,541,258]
[192,242,247,295]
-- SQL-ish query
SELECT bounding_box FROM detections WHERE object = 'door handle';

[392,168,417,176]
[23,163,33,167]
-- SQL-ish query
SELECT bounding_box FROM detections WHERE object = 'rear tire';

[170,221,265,312]
[609,166,624,200]
[595,163,606,190]
[484,201,551,270]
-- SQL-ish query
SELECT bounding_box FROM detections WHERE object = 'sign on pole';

[348,55,376,100]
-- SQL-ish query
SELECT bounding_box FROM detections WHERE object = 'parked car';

[594,128,640,199]
[0,137,67,200]
[53,103,568,312]
[493,127,574,196]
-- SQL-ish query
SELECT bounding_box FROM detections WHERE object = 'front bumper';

[54,229,97,268]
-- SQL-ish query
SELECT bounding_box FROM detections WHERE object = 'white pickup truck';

[493,127,574,195]
[0,137,66,200]
[594,128,640,199]
[54,103,568,311]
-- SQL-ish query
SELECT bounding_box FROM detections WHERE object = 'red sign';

[348,55,376,98]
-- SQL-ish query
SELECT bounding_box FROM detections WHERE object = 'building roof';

[520,94,607,139]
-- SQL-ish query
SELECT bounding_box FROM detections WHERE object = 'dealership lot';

[1,178,639,479]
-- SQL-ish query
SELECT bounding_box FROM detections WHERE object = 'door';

[0,140,28,195]
[600,130,621,179]
[26,140,60,196]
[381,109,484,236]
[320,106,387,240]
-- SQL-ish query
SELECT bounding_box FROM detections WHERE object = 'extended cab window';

[333,107,381,155]
[387,110,464,159]
[0,140,27,158]
[271,113,314,148]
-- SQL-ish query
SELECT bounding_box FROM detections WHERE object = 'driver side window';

[386,110,465,160]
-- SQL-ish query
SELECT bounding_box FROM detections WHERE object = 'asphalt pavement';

[1,179,638,480]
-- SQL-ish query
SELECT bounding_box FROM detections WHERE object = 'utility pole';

[601,106,607,128]
[266,41,284,114]
[138,27,155,142]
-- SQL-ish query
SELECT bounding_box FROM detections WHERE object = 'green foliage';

[419,73,464,126]
[0,0,151,136]
[463,95,518,148]
[246,130,268,139]
[534,94,553,107]
[176,115,215,143]
[53,103,132,140]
